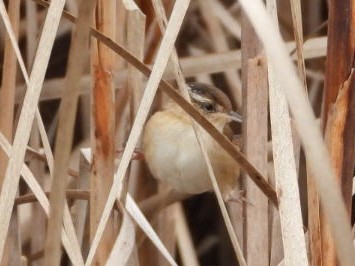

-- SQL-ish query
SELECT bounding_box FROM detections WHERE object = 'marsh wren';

[142,82,241,200]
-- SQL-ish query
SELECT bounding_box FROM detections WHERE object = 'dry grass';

[0,0,354,265]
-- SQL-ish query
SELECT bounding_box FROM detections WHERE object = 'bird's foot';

[115,148,145,161]
[223,189,254,207]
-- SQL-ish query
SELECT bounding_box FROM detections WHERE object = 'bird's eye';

[202,102,216,112]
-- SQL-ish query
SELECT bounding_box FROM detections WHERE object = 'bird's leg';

[115,148,145,161]
[223,189,254,207]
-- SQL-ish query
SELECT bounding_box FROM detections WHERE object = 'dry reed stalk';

[25,2,46,264]
[8,0,67,212]
[289,0,307,89]
[0,0,66,261]
[150,2,183,265]
[125,194,178,266]
[209,0,241,40]
[268,54,308,265]
[320,1,355,265]
[289,3,323,265]
[27,58,46,266]
[144,18,159,62]
[0,1,82,263]
[18,9,73,42]
[140,0,163,64]
[305,0,323,33]
[126,246,140,266]
[288,0,306,173]
[124,0,146,200]
[323,73,354,266]
[240,1,355,266]
[243,56,269,265]
[113,0,128,145]
[197,0,242,109]
[24,0,38,54]
[110,0,146,264]
[80,148,178,265]
[106,208,136,266]
[163,36,327,80]
[288,0,305,190]
[156,203,178,266]
[267,1,308,260]
[89,0,117,264]
[66,0,78,15]
[0,0,19,179]
[74,151,91,253]
[15,73,125,103]
[85,1,190,264]
[120,15,140,266]
[0,0,21,265]
[187,46,213,84]
[307,71,323,266]
[268,162,284,266]
[175,203,200,266]
[239,6,262,259]
[308,78,323,108]
[18,10,45,37]
[307,136,322,265]
[14,189,91,205]
[42,1,96,264]
[242,2,273,261]
[14,36,327,103]
[0,133,82,264]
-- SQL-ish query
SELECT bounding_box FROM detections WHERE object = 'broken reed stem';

[243,56,269,264]
[240,6,266,261]
[320,1,355,265]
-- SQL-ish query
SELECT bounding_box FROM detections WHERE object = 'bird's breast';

[142,109,238,195]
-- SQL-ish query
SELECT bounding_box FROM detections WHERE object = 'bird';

[142,82,241,201]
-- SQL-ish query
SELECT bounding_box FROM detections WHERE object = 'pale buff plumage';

[142,101,239,196]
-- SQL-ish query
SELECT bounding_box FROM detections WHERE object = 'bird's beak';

[228,111,243,123]
[214,111,243,123]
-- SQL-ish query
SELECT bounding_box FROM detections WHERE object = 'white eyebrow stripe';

[190,93,214,104]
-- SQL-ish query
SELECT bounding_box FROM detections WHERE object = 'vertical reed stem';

[90,0,117,264]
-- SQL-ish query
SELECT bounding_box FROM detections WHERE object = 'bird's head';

[186,82,242,123]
